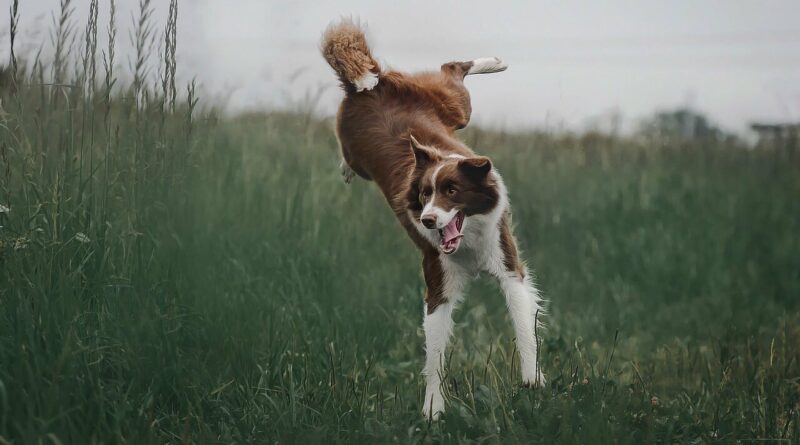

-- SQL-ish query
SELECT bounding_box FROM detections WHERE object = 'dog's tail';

[321,19,381,93]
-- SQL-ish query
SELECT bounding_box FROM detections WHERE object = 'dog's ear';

[409,134,438,168]
[458,156,492,179]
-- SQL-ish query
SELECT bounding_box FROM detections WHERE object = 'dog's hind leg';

[438,58,508,130]
[336,136,360,184]
[438,62,474,130]
[465,57,508,75]
[340,158,355,184]
[441,57,507,80]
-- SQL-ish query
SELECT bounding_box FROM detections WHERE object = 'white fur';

[353,71,379,91]
[421,204,458,230]
[421,301,452,420]
[421,260,467,420]
[409,210,440,247]
[416,169,545,418]
[430,164,443,184]
[467,57,508,75]
[499,272,545,386]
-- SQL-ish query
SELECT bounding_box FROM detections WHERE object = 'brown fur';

[323,22,523,313]
[422,254,446,313]
[334,67,479,313]
[335,71,477,208]
[500,215,526,279]
[321,19,380,93]
[415,159,500,217]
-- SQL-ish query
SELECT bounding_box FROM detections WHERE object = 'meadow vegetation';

[1,1,798,443]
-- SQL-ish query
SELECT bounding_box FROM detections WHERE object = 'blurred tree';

[637,107,738,145]
[751,123,799,155]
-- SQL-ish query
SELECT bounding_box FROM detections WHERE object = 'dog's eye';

[420,189,432,200]
[446,186,457,196]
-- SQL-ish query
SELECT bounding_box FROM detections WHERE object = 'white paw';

[522,368,546,388]
[467,57,508,75]
[340,159,355,184]
[421,391,445,421]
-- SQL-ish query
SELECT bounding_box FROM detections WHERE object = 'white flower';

[0,204,9,213]
[75,232,91,243]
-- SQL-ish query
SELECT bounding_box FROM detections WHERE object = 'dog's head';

[405,135,500,255]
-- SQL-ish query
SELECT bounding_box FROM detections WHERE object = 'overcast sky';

[5,0,800,134]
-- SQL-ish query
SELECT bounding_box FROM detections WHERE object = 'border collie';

[321,19,544,419]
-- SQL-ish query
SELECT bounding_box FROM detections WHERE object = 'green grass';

[1,2,799,443]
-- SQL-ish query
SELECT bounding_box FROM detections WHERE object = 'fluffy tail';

[321,19,381,92]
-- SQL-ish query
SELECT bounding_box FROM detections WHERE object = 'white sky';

[4,0,800,135]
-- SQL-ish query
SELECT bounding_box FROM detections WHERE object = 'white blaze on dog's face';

[406,137,500,255]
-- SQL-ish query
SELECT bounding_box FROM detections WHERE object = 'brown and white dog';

[321,19,544,419]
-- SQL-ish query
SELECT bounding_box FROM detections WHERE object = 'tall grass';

[1,3,799,443]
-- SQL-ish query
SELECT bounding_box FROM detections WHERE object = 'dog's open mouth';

[438,211,464,255]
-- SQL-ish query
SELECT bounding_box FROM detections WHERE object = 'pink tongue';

[442,218,462,243]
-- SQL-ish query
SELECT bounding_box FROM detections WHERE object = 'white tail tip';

[353,71,379,92]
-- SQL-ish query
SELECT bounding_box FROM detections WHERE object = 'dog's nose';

[420,215,437,229]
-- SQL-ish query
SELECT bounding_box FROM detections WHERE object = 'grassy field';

[1,3,800,444]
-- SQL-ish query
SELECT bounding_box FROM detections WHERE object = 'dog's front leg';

[498,270,546,387]
[421,254,464,420]
[422,300,453,420]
